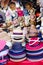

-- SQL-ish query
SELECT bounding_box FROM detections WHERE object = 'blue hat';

[10,42,25,53]
[9,42,26,62]
[27,53,43,61]
[26,48,43,61]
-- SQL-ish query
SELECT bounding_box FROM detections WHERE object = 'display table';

[5,60,43,65]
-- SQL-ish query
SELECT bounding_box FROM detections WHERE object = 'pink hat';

[26,42,43,51]
[0,40,6,51]
[29,37,39,46]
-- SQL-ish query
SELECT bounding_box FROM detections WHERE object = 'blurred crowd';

[0,0,42,40]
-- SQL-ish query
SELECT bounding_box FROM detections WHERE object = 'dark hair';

[25,2,32,7]
[9,2,16,6]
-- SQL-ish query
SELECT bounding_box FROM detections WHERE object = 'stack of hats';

[0,40,9,64]
[11,29,24,42]
[9,42,26,62]
[26,37,43,62]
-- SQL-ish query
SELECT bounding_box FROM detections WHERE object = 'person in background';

[23,2,35,26]
[1,0,9,13]
[37,0,43,15]
[6,2,18,21]
[6,2,18,31]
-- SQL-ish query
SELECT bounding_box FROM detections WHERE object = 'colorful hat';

[9,42,26,62]
[26,42,43,51]
[29,37,39,46]
[26,41,43,62]
[11,29,24,42]
[0,40,9,63]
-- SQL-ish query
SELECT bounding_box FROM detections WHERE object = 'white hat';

[11,29,24,42]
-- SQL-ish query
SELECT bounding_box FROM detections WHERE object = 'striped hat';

[26,40,43,62]
[29,37,39,46]
[11,29,24,42]
[0,40,9,63]
[9,42,26,62]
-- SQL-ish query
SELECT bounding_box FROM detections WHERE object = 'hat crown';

[12,42,23,51]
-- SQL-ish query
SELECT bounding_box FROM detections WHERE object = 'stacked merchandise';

[26,38,43,62]
[26,25,43,62]
[9,42,26,62]
[9,29,26,62]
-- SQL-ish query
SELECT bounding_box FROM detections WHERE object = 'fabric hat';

[26,42,43,51]
[9,42,26,62]
[9,42,25,53]
[11,29,24,42]
[27,53,43,62]
[0,11,6,23]
[10,57,26,62]
[29,37,39,46]
[26,42,43,62]
[26,47,43,62]
[0,40,6,51]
